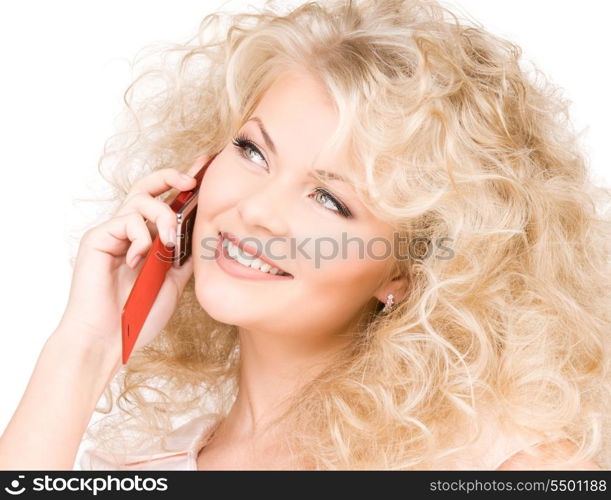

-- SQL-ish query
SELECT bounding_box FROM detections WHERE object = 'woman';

[0,0,609,470]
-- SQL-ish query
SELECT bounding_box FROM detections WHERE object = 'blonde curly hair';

[82,0,611,469]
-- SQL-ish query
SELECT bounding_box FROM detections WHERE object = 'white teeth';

[236,254,253,267]
[223,237,288,276]
[227,243,239,259]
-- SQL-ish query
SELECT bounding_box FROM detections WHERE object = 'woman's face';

[193,70,401,343]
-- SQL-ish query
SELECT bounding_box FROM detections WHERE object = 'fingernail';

[130,254,142,268]
[180,173,194,182]
[166,228,176,248]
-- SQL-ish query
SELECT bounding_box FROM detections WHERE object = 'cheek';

[304,231,393,273]
[191,154,245,272]
[195,153,248,219]
[306,241,388,300]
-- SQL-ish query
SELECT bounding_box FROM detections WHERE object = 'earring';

[381,293,395,313]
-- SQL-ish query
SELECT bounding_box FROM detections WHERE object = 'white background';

[0,0,609,447]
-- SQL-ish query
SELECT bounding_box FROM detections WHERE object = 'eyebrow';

[246,116,350,185]
[309,170,349,184]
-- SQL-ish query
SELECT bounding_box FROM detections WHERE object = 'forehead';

[247,71,350,171]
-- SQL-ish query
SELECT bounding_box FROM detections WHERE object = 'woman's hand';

[57,154,209,357]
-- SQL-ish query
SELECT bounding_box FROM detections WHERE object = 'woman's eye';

[231,135,267,169]
[310,188,352,218]
[231,134,352,219]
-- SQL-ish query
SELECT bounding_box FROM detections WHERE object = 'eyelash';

[231,134,353,218]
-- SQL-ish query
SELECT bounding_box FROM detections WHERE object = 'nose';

[236,180,290,237]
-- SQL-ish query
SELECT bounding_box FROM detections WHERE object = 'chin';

[194,279,235,323]
[194,278,261,330]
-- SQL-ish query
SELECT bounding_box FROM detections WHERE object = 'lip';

[216,233,294,281]
[219,231,292,276]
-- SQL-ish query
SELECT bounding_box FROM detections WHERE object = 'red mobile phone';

[120,154,217,364]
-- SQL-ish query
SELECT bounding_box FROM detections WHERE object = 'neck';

[212,301,378,447]
[222,327,348,442]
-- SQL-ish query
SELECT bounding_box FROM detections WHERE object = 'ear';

[373,273,409,305]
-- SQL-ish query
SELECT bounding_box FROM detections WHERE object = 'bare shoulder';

[496,438,602,470]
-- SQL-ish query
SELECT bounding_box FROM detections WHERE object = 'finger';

[84,213,152,265]
[145,218,158,239]
[183,153,211,178]
[122,214,155,267]
[124,168,197,203]
[115,195,178,248]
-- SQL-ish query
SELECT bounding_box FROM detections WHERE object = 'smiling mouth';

[218,232,293,277]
